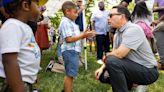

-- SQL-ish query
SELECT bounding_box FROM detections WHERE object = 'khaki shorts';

[0,77,33,92]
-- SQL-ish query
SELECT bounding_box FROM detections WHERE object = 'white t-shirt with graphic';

[0,18,41,84]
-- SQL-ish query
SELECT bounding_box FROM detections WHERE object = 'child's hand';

[83,31,96,38]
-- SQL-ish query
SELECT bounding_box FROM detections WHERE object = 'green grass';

[37,47,164,92]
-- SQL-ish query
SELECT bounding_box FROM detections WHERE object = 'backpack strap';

[135,20,153,38]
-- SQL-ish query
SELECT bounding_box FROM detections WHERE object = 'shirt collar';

[63,16,75,23]
[117,21,132,33]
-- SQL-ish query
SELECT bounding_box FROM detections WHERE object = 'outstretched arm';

[106,44,130,59]
[153,6,164,12]
[65,31,96,43]
[152,15,164,26]
[159,15,164,22]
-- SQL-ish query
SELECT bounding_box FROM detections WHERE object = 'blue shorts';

[62,50,80,77]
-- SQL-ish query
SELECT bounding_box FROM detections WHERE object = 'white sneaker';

[96,59,104,64]
[132,85,147,92]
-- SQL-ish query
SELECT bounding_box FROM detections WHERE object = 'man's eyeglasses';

[108,13,122,18]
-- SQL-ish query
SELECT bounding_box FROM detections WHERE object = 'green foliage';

[49,10,63,30]
[85,1,95,25]
[154,13,159,20]
[37,47,110,92]
[128,1,135,13]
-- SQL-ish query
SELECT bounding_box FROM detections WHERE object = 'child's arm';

[2,53,25,92]
[65,31,95,43]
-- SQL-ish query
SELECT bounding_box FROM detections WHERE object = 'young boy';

[0,0,41,92]
[59,1,95,92]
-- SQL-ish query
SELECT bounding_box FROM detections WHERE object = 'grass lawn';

[37,47,164,92]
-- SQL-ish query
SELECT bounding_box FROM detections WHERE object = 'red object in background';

[35,21,50,50]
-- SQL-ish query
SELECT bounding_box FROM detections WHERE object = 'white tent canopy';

[43,0,70,17]
[43,0,122,17]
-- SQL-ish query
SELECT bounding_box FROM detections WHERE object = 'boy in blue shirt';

[59,1,95,92]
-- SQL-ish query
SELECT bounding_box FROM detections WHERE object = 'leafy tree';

[49,10,63,30]
[48,0,135,30]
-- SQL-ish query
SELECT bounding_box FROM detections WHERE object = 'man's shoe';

[96,59,104,65]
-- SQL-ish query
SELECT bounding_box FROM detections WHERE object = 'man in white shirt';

[91,1,110,63]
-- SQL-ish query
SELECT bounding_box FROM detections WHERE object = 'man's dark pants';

[96,34,110,60]
[99,56,159,92]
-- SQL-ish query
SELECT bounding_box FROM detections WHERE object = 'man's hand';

[95,67,104,80]
[151,20,160,27]
[102,52,114,63]
[77,5,85,14]
[102,54,108,64]
[80,5,85,10]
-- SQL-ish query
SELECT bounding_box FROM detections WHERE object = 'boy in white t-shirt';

[0,0,41,92]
